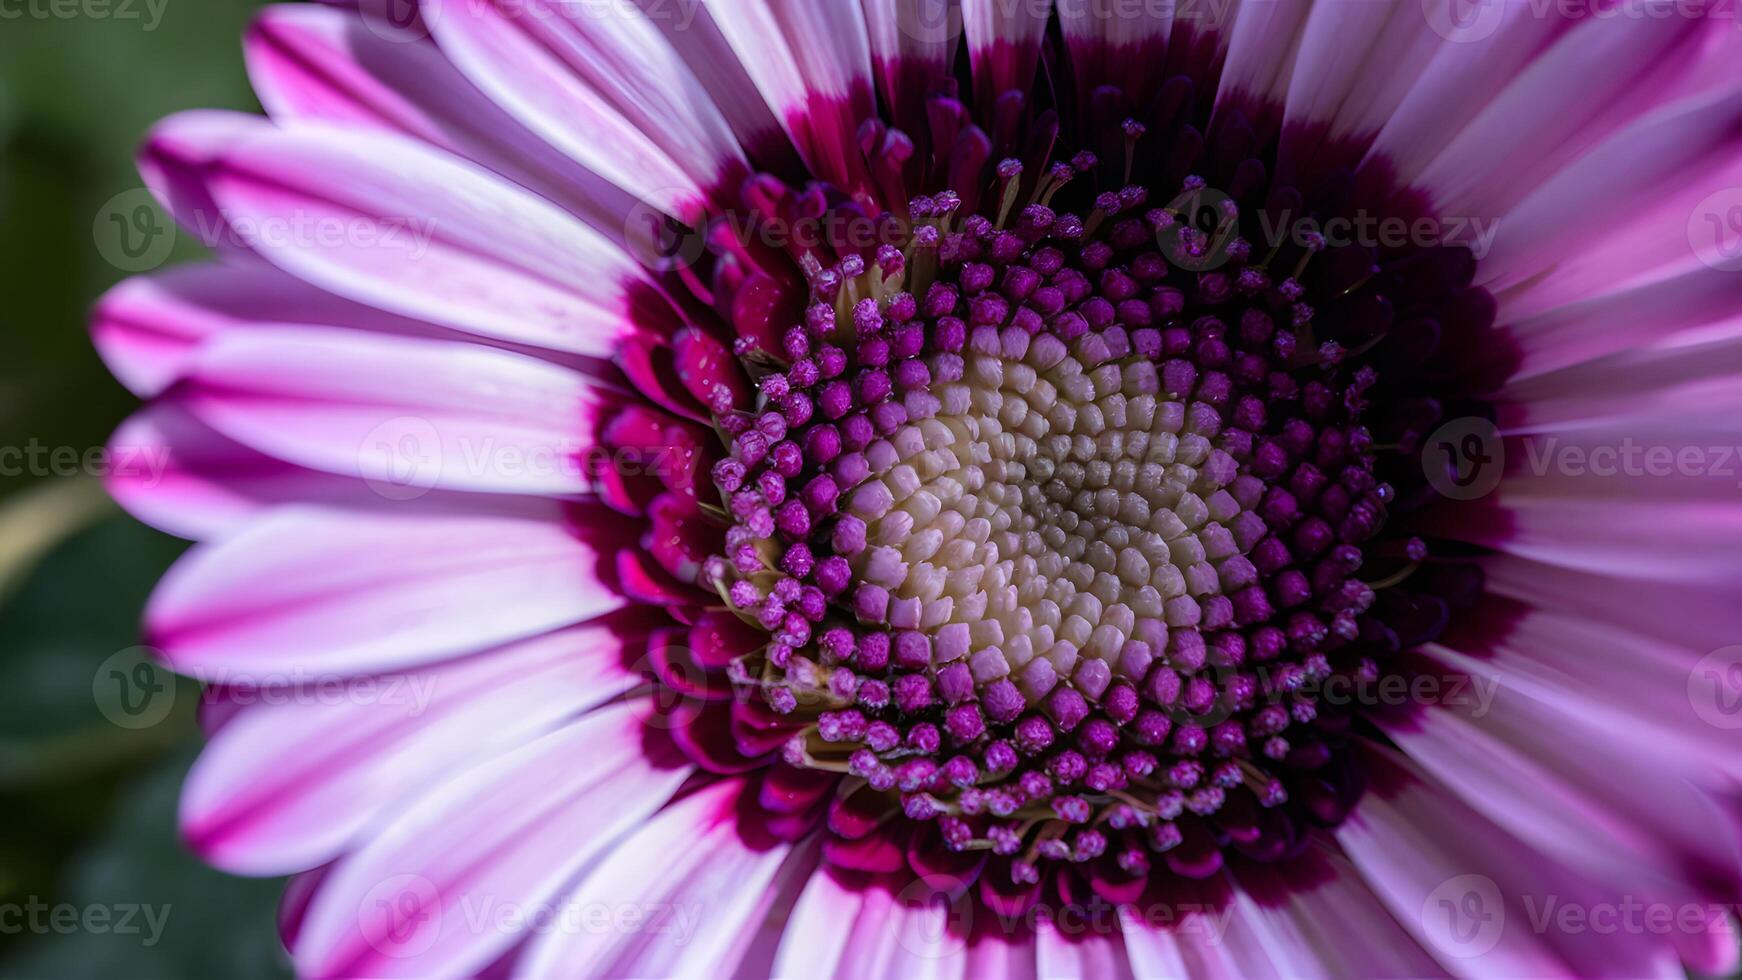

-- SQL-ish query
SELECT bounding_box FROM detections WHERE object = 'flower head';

[96,1,1742,976]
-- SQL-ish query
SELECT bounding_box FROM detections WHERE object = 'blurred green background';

[0,1,291,975]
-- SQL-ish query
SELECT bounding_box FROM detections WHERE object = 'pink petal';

[773,869,976,979]
[196,121,677,357]
[1480,86,1742,301]
[1215,0,1315,117]
[961,0,1047,105]
[638,3,799,172]
[244,3,646,230]
[182,619,644,875]
[1376,645,1741,905]
[421,0,737,220]
[863,0,960,131]
[146,503,624,679]
[1410,18,1714,219]
[1228,836,1444,977]
[137,110,271,250]
[1486,554,1740,656]
[1499,262,1742,382]
[106,399,388,540]
[1276,2,1448,159]
[290,703,690,979]
[1035,923,1135,980]
[91,261,432,398]
[1440,496,1742,584]
[1429,608,1742,783]
[519,779,818,977]
[1055,0,1174,105]
[706,0,875,193]
[181,325,618,496]
[1500,336,1742,432]
[279,865,330,947]
[1339,742,1678,976]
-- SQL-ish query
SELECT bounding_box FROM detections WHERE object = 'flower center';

[703,160,1403,883]
[845,332,1256,718]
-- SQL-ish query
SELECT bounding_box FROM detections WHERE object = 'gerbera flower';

[95,0,1742,975]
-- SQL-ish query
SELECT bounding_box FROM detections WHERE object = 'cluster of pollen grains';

[702,164,1393,883]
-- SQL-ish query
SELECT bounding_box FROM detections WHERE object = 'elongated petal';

[107,400,389,540]
[196,122,677,357]
[519,779,816,977]
[146,504,623,679]
[290,704,690,979]
[182,621,643,875]
[182,326,619,496]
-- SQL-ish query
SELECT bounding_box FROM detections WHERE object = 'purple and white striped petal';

[193,122,680,357]
[107,400,394,540]
[182,620,644,876]
[146,503,624,679]
[519,779,818,977]
[289,704,690,979]
[421,0,743,222]
[180,326,619,497]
